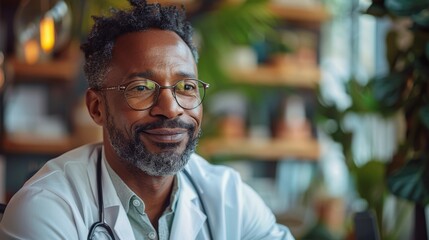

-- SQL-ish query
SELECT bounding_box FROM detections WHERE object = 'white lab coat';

[0,143,294,240]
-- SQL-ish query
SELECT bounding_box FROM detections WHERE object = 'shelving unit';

[229,65,320,88]
[0,41,89,201]
[9,42,81,82]
[2,135,74,155]
[1,42,83,155]
[198,3,329,162]
[199,138,320,160]
[269,3,330,24]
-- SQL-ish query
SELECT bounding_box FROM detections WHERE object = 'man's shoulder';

[3,144,101,226]
[24,143,101,189]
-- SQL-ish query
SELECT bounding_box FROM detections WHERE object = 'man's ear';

[86,89,104,126]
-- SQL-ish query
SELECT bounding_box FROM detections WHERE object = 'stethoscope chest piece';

[88,223,115,240]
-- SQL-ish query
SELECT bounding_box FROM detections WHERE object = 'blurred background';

[0,0,428,239]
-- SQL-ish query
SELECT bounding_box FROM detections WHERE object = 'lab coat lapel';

[104,205,135,240]
[170,172,207,240]
[99,154,135,240]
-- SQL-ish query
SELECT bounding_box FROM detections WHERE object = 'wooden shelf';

[198,137,320,161]
[10,42,82,83]
[229,65,320,89]
[269,3,330,24]
[2,134,75,155]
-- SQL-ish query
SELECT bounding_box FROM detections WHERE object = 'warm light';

[0,53,4,90]
[0,69,4,90]
[40,15,55,53]
[24,40,40,64]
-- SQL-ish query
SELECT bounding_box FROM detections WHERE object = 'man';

[0,1,294,239]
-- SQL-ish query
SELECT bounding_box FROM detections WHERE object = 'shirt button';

[148,232,157,239]
[132,199,141,207]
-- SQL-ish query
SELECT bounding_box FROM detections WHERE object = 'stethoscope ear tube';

[87,152,115,240]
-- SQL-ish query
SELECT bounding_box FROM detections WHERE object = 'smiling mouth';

[141,128,188,144]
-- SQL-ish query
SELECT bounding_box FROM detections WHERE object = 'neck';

[125,172,175,229]
[105,148,175,229]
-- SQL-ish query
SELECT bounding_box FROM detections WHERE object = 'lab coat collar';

[169,169,207,240]
[87,147,135,240]
[101,153,135,240]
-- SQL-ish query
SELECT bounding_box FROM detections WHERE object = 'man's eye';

[183,84,195,91]
[134,85,149,91]
[128,81,156,92]
[177,81,196,91]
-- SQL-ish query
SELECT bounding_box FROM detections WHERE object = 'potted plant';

[317,0,429,238]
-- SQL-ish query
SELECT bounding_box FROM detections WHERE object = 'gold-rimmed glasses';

[95,79,209,110]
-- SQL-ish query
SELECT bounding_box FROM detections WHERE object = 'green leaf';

[412,9,429,29]
[356,160,385,204]
[387,157,429,206]
[346,79,380,113]
[365,2,388,17]
[385,0,429,16]
[194,0,276,90]
[80,0,129,36]
[372,73,407,110]
[355,161,386,210]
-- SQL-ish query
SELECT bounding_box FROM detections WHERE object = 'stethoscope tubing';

[87,153,115,240]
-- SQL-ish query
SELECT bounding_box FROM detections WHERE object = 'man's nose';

[149,88,184,118]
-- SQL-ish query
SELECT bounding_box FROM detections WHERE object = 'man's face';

[101,29,202,176]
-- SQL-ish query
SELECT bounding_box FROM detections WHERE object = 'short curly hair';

[80,0,198,89]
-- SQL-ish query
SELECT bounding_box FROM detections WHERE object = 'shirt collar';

[104,157,135,213]
[103,155,180,214]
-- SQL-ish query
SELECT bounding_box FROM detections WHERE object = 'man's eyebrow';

[127,71,154,80]
[177,71,197,79]
[127,71,197,80]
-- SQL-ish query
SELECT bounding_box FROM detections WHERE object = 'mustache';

[135,119,196,133]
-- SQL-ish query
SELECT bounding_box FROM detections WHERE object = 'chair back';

[0,203,6,221]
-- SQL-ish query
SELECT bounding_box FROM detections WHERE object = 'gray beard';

[106,112,200,176]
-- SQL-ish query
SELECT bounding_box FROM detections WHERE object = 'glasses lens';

[125,80,158,110]
[174,79,205,109]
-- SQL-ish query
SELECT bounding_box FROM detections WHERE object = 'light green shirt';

[105,159,179,240]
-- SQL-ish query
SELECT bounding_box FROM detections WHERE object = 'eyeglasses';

[96,79,209,110]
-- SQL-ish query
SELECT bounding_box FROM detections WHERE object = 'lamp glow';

[40,15,55,53]
[24,40,40,64]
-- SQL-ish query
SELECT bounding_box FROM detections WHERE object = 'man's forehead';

[115,29,185,47]
[111,29,195,64]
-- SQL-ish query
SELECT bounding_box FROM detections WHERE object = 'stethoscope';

[87,152,213,240]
